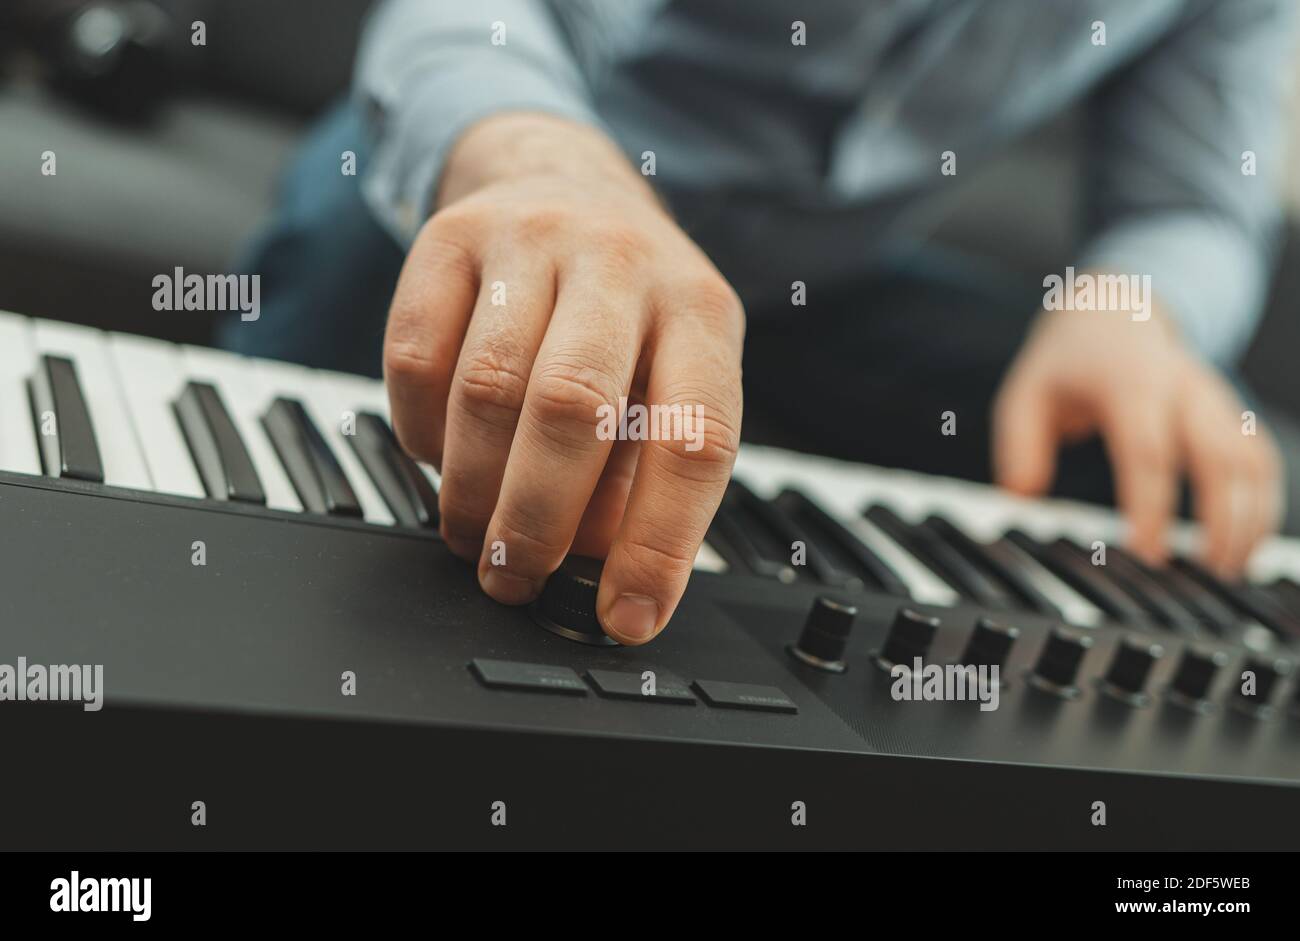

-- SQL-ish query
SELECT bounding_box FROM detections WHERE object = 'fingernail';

[604,594,660,643]
[481,568,540,604]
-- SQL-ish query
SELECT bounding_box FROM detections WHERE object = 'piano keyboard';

[3,310,1299,659]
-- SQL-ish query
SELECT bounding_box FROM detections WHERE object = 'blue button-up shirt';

[355,0,1297,364]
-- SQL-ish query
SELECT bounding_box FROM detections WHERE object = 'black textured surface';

[1,472,1298,848]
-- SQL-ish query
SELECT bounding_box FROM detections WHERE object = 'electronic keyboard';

[1,311,1297,850]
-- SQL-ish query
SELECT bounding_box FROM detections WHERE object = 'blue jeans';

[219,102,402,378]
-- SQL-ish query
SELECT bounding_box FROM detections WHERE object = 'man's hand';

[383,113,744,644]
[993,295,1283,577]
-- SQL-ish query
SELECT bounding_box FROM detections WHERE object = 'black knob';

[789,596,857,672]
[531,555,617,646]
[961,617,1019,670]
[1234,656,1292,713]
[877,608,940,670]
[1168,645,1228,706]
[1030,627,1093,694]
[1100,636,1163,704]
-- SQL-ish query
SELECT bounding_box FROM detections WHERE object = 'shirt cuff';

[1079,212,1274,365]
[359,51,603,247]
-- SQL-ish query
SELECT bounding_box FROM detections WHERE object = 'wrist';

[437,111,653,207]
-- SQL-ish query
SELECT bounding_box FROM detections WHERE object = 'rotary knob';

[961,616,1019,671]
[1099,636,1163,705]
[876,607,940,670]
[789,596,857,673]
[1029,627,1093,696]
[531,555,617,646]
[1168,645,1228,708]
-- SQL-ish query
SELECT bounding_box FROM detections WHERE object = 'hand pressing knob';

[531,555,618,646]
[1167,645,1229,709]
[876,607,940,671]
[789,596,857,673]
[1099,636,1163,705]
[1029,627,1093,697]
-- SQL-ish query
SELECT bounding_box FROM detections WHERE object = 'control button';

[960,616,1019,670]
[1167,645,1229,709]
[470,658,587,696]
[531,555,617,646]
[693,679,798,714]
[587,669,696,704]
[1233,656,1292,715]
[1029,627,1093,697]
[876,607,940,670]
[789,596,857,673]
[1099,635,1163,705]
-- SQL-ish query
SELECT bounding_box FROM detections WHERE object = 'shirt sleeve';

[1079,0,1297,365]
[353,0,604,245]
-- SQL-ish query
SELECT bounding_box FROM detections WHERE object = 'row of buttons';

[470,659,798,714]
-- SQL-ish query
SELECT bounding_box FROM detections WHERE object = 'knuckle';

[590,222,654,269]
[666,275,745,327]
[456,347,531,428]
[529,355,624,437]
[647,403,741,483]
[414,211,482,272]
[513,206,570,244]
[617,532,697,586]
[383,339,446,389]
[692,278,745,321]
[493,506,571,563]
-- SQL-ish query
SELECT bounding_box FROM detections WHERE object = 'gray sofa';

[0,0,375,342]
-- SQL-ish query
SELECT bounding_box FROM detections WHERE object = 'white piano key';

[0,312,40,475]
[694,540,728,573]
[31,319,152,490]
[250,359,395,527]
[107,333,205,498]
[180,345,302,513]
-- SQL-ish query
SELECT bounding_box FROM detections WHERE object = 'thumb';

[993,373,1059,497]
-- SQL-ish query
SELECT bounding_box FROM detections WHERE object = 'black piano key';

[773,487,911,597]
[1108,545,1239,638]
[922,515,1061,617]
[347,412,438,528]
[1172,557,1300,641]
[710,499,796,582]
[1004,529,1144,624]
[261,397,362,517]
[173,381,266,504]
[1060,540,1199,636]
[1265,576,1300,614]
[728,480,859,589]
[27,354,103,482]
[865,504,1015,609]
